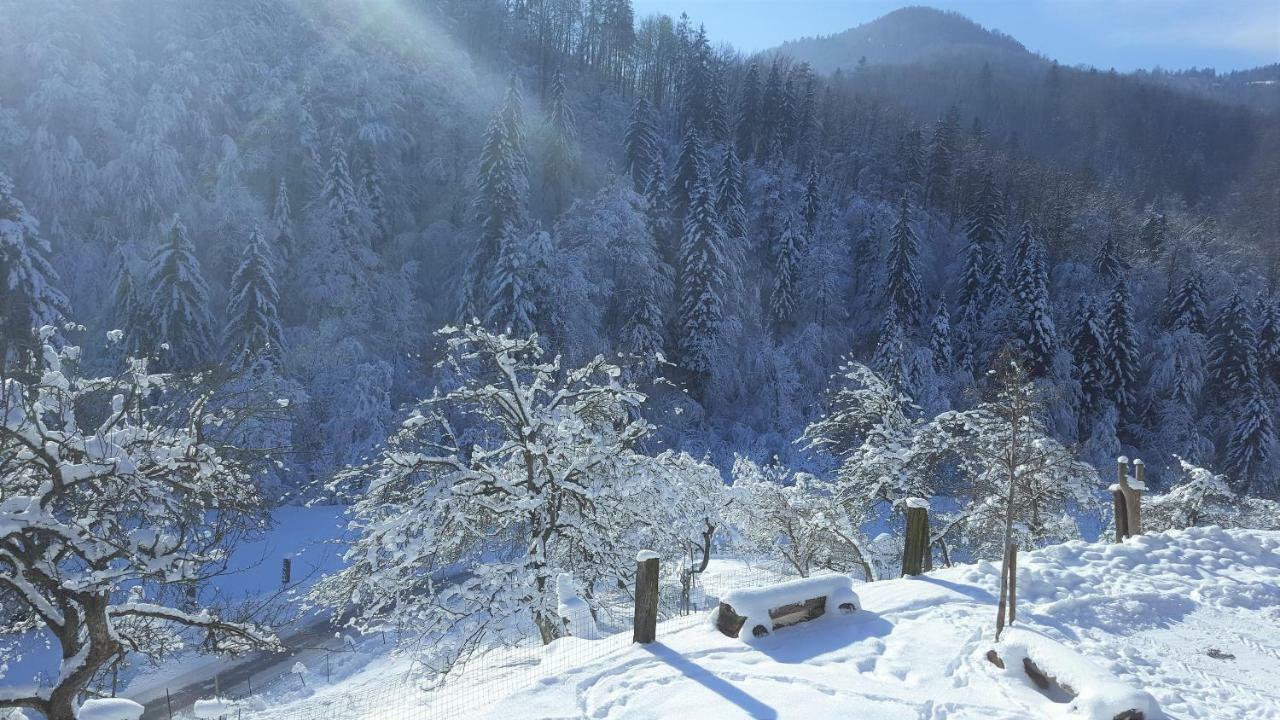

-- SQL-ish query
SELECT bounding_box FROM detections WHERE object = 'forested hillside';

[1,0,1278,504]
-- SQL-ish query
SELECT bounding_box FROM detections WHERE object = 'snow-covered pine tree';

[1207,292,1257,401]
[225,224,284,369]
[957,170,1005,326]
[1070,298,1109,434]
[361,152,390,251]
[1165,270,1207,332]
[735,63,762,160]
[303,143,378,322]
[929,302,954,373]
[1010,222,1058,376]
[801,163,822,234]
[271,177,295,262]
[0,171,68,361]
[150,214,214,369]
[1146,458,1241,531]
[669,126,705,221]
[1093,232,1127,283]
[487,227,546,337]
[714,146,747,244]
[108,238,151,357]
[677,174,727,381]
[622,96,659,191]
[544,70,578,217]
[884,195,923,329]
[1224,378,1275,494]
[1102,283,1139,419]
[1256,298,1280,387]
[1137,206,1168,257]
[645,159,677,263]
[466,80,529,319]
[770,212,802,329]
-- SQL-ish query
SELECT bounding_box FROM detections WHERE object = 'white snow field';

[249,527,1279,720]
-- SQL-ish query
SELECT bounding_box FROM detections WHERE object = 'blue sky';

[631,0,1280,71]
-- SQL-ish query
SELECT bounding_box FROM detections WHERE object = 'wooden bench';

[715,575,860,640]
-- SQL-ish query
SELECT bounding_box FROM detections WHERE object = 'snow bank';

[192,697,235,719]
[556,573,601,640]
[635,549,660,562]
[719,574,860,642]
[76,698,143,720]
[995,628,1161,719]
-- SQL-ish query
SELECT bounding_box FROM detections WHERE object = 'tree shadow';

[915,575,999,605]
[640,644,779,719]
[751,609,895,664]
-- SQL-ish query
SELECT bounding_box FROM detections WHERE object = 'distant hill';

[775,6,1032,73]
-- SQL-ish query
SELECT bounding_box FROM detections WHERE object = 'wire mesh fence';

[165,555,809,720]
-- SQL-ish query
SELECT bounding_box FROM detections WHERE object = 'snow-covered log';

[715,575,860,642]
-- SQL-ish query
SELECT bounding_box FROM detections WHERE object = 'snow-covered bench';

[715,575,860,641]
[987,628,1160,720]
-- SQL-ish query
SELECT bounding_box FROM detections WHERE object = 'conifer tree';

[0,171,68,360]
[736,63,762,160]
[770,213,802,329]
[678,175,727,379]
[957,170,1005,323]
[1137,207,1168,257]
[670,126,705,221]
[801,164,822,234]
[1207,292,1257,400]
[467,80,529,319]
[1070,299,1108,432]
[1257,299,1280,386]
[1094,233,1127,284]
[1225,379,1274,494]
[271,177,295,262]
[307,143,376,320]
[645,159,676,262]
[150,214,214,368]
[225,225,285,369]
[623,97,659,191]
[109,238,150,357]
[487,228,541,336]
[1011,222,1058,376]
[544,70,578,216]
[361,153,390,251]
[924,105,960,209]
[1165,270,1207,332]
[715,146,747,244]
[884,196,923,329]
[1103,284,1139,419]
[930,302,954,372]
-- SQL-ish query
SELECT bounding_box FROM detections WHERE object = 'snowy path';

[246,528,1280,719]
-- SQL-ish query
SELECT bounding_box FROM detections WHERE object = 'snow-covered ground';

[229,526,1279,719]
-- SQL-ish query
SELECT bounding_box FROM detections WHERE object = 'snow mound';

[193,697,235,719]
[76,698,143,720]
[995,628,1161,719]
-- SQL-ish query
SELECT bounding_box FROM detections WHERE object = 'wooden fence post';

[1129,458,1145,536]
[901,498,930,577]
[633,550,659,644]
[1112,457,1129,541]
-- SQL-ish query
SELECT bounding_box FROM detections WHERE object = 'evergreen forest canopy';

[1,0,1278,504]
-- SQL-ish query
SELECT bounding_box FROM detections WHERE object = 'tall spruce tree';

[1103,284,1139,419]
[670,126,705,221]
[736,63,762,160]
[0,171,68,361]
[715,146,747,244]
[623,97,659,191]
[225,225,285,369]
[1011,222,1058,376]
[307,143,376,320]
[770,212,802,329]
[1166,270,1208,332]
[930,302,954,372]
[1225,379,1274,494]
[645,160,676,263]
[1207,292,1257,401]
[1257,299,1280,387]
[544,70,578,217]
[801,164,822,234]
[884,195,923,328]
[958,170,1005,323]
[1070,298,1108,433]
[361,153,390,251]
[467,80,529,319]
[271,177,295,262]
[1093,232,1127,283]
[150,215,214,369]
[109,238,150,357]
[678,174,727,379]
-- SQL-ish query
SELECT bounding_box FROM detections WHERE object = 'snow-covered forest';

[2,1,1279,718]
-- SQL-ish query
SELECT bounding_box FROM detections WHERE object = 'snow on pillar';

[901,498,930,577]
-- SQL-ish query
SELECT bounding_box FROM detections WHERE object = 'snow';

[635,549,660,562]
[76,698,143,720]
[718,575,861,643]
[192,698,234,719]
[905,497,930,509]
[246,527,1280,720]
[995,628,1161,719]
